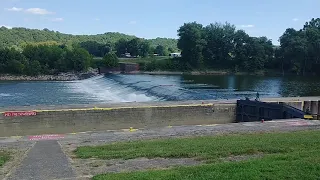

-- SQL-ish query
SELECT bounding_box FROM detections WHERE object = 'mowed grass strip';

[0,151,10,167]
[75,130,320,161]
[93,149,320,180]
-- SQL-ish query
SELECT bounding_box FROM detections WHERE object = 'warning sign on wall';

[3,111,37,117]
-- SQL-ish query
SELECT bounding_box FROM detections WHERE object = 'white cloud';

[25,8,54,15]
[292,18,299,22]
[240,24,255,28]
[128,20,137,25]
[94,18,100,21]
[0,25,12,29]
[51,18,63,22]
[5,7,23,12]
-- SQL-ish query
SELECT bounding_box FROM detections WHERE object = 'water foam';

[68,75,156,103]
[0,93,12,97]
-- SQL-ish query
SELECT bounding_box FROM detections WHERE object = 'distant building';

[121,52,132,58]
[169,53,181,58]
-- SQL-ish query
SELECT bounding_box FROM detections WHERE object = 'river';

[0,74,319,107]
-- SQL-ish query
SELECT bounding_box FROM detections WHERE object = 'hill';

[0,26,178,50]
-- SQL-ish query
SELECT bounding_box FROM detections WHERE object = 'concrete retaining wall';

[0,97,319,137]
[0,103,235,136]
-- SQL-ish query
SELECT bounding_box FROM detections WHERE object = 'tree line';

[1,18,319,76]
[0,38,177,76]
[277,18,320,75]
[177,18,320,75]
[0,45,91,75]
[78,39,176,57]
[177,22,275,72]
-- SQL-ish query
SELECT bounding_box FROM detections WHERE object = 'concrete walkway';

[7,141,75,180]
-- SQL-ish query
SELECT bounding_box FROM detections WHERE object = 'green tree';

[79,41,111,57]
[232,30,251,71]
[177,22,206,68]
[103,52,119,68]
[168,47,175,53]
[139,40,150,57]
[115,38,128,56]
[26,60,41,76]
[277,18,320,75]
[0,48,27,74]
[7,60,25,74]
[279,28,308,74]
[155,45,169,56]
[127,38,140,57]
[71,47,92,71]
[202,23,237,69]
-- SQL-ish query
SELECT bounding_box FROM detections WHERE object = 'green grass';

[75,130,320,161]
[0,151,10,167]
[93,150,320,180]
[76,130,320,180]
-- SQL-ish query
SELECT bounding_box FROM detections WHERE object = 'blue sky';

[1,0,319,44]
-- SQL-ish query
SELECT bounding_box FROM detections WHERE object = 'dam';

[1,74,320,136]
[1,74,320,107]
[1,97,320,137]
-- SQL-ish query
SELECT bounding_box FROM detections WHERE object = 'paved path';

[7,141,75,180]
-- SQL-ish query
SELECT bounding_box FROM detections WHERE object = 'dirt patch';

[61,143,264,177]
[60,142,200,177]
[0,147,31,180]
[71,157,200,177]
[220,153,264,162]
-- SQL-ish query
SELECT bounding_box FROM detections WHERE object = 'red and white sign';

[29,134,65,141]
[3,111,37,117]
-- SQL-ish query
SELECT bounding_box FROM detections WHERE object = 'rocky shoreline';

[0,69,99,81]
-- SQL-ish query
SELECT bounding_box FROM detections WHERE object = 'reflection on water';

[0,74,319,107]
[182,75,320,97]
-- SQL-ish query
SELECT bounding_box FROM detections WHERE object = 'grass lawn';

[74,130,320,180]
[0,151,10,167]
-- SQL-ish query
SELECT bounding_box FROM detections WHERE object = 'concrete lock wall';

[0,103,236,137]
[0,97,320,137]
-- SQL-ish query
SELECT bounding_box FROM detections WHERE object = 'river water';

[0,74,319,107]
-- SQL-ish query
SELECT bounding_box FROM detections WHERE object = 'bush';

[103,52,119,68]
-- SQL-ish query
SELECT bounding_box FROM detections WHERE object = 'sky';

[0,0,319,45]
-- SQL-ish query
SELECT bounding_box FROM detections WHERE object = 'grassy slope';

[0,152,10,167]
[74,130,320,180]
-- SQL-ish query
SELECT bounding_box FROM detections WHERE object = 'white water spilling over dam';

[1,74,320,107]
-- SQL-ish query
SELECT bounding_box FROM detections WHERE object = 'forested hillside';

[0,27,178,50]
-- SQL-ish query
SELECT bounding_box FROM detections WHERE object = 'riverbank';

[0,69,316,81]
[0,69,99,81]
[140,70,263,76]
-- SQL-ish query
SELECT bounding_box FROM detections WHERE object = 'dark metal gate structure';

[236,100,310,122]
